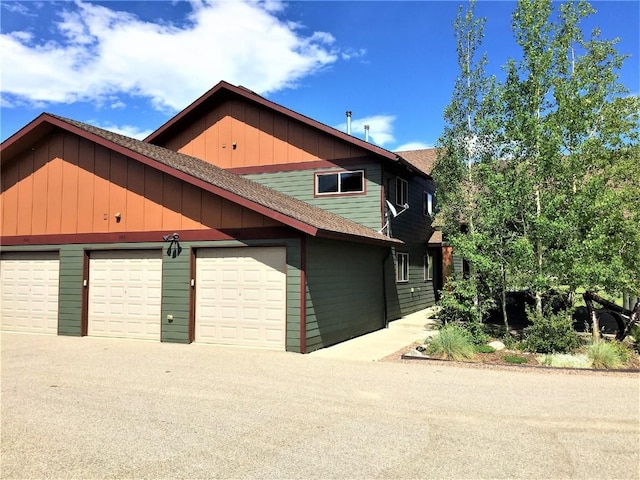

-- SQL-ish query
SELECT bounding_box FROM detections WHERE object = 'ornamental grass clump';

[537,354,592,369]
[587,341,624,369]
[427,324,476,361]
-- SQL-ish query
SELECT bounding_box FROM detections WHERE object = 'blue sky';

[1,1,638,150]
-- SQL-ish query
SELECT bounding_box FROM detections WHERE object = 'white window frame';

[424,253,434,281]
[424,191,434,216]
[315,170,365,196]
[396,177,408,206]
[396,252,409,283]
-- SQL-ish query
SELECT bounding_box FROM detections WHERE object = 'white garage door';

[89,250,162,341]
[196,247,286,349]
[0,252,60,334]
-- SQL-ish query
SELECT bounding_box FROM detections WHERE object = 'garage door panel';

[88,250,162,341]
[196,247,286,349]
[1,252,60,334]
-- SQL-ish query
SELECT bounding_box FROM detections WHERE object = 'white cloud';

[92,122,154,140]
[395,141,434,151]
[1,2,34,15]
[0,0,340,111]
[335,114,396,147]
[341,48,366,61]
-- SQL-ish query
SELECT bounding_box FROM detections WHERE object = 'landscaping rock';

[488,341,506,351]
[406,349,425,357]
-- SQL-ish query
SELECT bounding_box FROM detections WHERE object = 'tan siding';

[92,144,111,232]
[158,99,369,168]
[77,139,95,232]
[60,134,80,233]
[46,134,64,233]
[161,174,183,230]
[143,166,164,231]
[2,157,19,236]
[32,142,50,234]
[181,182,202,230]
[1,130,285,236]
[108,152,128,232]
[259,110,274,165]
[17,148,34,234]
[125,159,145,230]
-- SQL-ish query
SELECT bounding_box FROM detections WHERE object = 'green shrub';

[523,309,581,354]
[503,354,528,364]
[427,324,476,361]
[587,341,624,369]
[461,320,490,345]
[438,278,483,324]
[476,345,496,354]
[630,325,640,353]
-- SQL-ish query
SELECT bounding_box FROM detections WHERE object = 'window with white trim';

[396,177,408,206]
[424,191,434,215]
[316,170,364,195]
[424,253,434,281]
[396,252,409,283]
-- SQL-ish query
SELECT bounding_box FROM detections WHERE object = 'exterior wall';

[242,160,383,230]
[156,99,371,168]
[304,237,386,352]
[1,131,279,237]
[0,238,303,351]
[384,170,438,319]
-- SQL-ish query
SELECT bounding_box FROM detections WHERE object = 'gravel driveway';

[2,332,639,479]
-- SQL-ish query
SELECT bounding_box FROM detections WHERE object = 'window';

[424,192,434,216]
[316,170,364,195]
[424,253,434,281]
[396,177,408,206]
[396,253,409,283]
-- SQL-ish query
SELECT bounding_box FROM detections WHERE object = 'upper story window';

[424,191,434,216]
[396,177,408,206]
[316,170,365,195]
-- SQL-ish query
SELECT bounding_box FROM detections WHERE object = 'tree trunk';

[535,185,543,315]
[501,263,510,334]
[591,309,600,342]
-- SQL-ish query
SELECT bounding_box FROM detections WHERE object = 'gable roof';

[395,148,439,175]
[0,113,401,247]
[143,80,432,178]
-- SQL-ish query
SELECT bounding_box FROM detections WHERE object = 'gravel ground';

[2,332,639,479]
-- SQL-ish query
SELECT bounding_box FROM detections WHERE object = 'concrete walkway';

[309,308,439,361]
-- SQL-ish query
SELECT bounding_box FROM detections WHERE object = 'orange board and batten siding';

[159,100,369,168]
[1,131,280,237]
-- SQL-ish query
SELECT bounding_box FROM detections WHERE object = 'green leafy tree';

[435,0,640,338]
[503,0,640,334]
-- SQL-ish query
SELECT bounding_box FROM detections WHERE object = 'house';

[0,81,443,352]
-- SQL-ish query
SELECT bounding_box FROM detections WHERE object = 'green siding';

[58,246,84,335]
[304,237,386,353]
[242,161,383,230]
[383,171,438,319]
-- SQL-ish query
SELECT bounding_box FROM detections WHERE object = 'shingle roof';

[395,148,439,176]
[43,114,401,246]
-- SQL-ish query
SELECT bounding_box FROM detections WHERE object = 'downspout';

[300,235,307,353]
[382,248,392,329]
[381,161,390,329]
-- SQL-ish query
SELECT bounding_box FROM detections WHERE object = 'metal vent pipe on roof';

[364,124,370,142]
[346,111,352,135]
